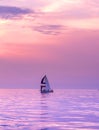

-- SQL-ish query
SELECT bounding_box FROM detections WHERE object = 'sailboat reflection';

[40,94,49,119]
[40,128,49,130]
[39,94,51,130]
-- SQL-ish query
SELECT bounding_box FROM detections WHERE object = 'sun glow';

[42,0,82,12]
[0,20,9,24]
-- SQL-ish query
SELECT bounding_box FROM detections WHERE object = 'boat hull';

[41,90,54,93]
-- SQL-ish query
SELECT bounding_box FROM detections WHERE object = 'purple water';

[0,89,99,130]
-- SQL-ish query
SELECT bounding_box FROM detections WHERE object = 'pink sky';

[0,0,99,88]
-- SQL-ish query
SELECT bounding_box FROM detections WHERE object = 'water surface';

[0,89,99,130]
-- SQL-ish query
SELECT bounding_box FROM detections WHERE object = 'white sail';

[45,76,51,90]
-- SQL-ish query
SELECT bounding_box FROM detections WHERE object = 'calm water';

[0,89,99,130]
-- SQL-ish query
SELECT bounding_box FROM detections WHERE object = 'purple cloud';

[33,24,66,35]
[0,5,33,19]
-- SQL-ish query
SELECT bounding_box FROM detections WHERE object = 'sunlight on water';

[0,89,99,130]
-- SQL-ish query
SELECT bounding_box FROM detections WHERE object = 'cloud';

[87,0,99,6]
[0,5,33,19]
[32,24,66,35]
[41,0,99,19]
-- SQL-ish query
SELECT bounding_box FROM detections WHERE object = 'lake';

[0,89,99,130]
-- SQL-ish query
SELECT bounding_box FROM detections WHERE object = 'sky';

[0,0,99,88]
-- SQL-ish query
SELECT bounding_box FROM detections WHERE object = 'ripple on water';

[0,89,99,130]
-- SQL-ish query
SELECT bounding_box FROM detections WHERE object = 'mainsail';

[40,75,53,93]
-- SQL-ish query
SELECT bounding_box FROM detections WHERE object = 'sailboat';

[40,75,53,93]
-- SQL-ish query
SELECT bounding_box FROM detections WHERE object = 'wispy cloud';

[32,24,66,35]
[0,5,33,19]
